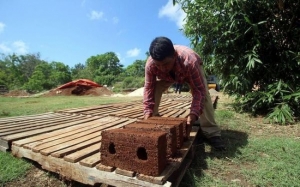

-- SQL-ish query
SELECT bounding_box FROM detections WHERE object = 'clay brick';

[125,123,177,157]
[100,128,167,176]
[141,117,187,148]
[149,117,187,135]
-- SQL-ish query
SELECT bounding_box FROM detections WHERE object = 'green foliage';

[71,63,92,80]
[235,80,300,124]
[1,51,146,94]
[124,60,146,77]
[113,77,145,92]
[23,61,71,92]
[86,52,124,86]
[176,0,300,124]
[49,61,72,86]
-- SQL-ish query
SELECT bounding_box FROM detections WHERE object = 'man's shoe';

[207,136,226,151]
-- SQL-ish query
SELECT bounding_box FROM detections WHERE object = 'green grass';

[1,94,300,186]
[0,95,142,118]
[0,152,32,184]
[179,97,300,187]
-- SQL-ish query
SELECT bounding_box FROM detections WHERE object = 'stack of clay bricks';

[100,117,187,176]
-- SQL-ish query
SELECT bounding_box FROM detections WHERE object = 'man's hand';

[186,114,197,139]
[144,113,152,120]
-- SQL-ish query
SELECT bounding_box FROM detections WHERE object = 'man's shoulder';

[174,45,196,54]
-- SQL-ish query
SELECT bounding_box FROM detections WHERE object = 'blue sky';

[0,0,190,68]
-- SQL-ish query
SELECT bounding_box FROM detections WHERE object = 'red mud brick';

[125,123,177,157]
[100,128,167,176]
[140,117,186,148]
[148,117,187,137]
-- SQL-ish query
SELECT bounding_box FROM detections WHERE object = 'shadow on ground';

[179,129,249,187]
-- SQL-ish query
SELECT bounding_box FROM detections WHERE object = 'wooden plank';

[24,117,117,150]
[38,119,136,156]
[79,152,101,167]
[170,110,186,118]
[96,164,115,172]
[35,118,128,154]
[115,168,135,177]
[137,162,180,185]
[0,112,55,124]
[0,114,87,132]
[51,136,102,158]
[1,117,100,141]
[178,109,190,118]
[0,115,91,136]
[0,116,100,149]
[63,143,100,163]
[56,105,114,113]
[12,145,171,187]
[162,109,180,117]
[109,107,139,115]
[12,116,113,147]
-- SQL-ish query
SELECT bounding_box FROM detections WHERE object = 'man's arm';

[143,60,156,119]
[188,59,206,116]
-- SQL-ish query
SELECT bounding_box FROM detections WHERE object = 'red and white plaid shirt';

[143,45,206,118]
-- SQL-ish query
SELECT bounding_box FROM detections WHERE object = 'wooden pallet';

[0,94,205,186]
[12,123,198,187]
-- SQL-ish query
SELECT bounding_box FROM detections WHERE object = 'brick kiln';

[100,117,188,176]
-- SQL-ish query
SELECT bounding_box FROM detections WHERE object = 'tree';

[124,60,146,77]
[175,0,300,124]
[18,53,44,82]
[23,62,52,92]
[49,61,72,86]
[86,52,124,86]
[71,63,92,80]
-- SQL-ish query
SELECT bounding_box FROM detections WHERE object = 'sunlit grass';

[0,152,32,184]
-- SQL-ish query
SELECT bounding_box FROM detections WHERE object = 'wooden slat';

[13,116,114,147]
[12,145,171,187]
[35,118,128,155]
[79,152,101,167]
[24,119,107,150]
[0,112,55,124]
[162,109,180,117]
[0,116,100,146]
[51,136,102,158]
[64,143,100,163]
[0,114,87,133]
[40,118,136,156]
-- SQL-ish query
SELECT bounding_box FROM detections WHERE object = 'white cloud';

[89,10,104,20]
[0,43,12,53]
[0,22,5,33]
[112,17,119,24]
[13,41,28,54]
[159,0,186,29]
[126,48,140,57]
[0,41,28,54]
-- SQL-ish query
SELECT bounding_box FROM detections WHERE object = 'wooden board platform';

[12,126,198,187]
[0,94,204,186]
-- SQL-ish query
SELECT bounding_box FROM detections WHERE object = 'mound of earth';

[43,86,113,97]
[4,90,31,97]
